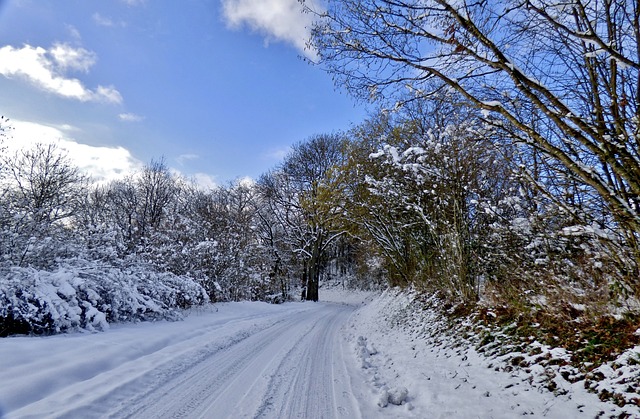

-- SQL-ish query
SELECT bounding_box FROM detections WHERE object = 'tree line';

[2,90,636,333]
[0,127,382,335]
[304,0,640,319]
[3,0,640,333]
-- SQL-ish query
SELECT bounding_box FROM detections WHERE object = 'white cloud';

[93,13,114,27]
[192,173,218,190]
[171,156,219,189]
[176,153,199,165]
[221,0,323,59]
[0,43,122,103]
[170,167,218,190]
[95,86,123,103]
[6,120,219,188]
[236,176,255,188]
[55,123,79,132]
[7,120,143,183]
[264,146,290,161]
[50,43,96,72]
[118,112,144,122]
[93,13,126,28]
[66,25,82,42]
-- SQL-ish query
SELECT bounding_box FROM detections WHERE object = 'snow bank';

[342,288,639,417]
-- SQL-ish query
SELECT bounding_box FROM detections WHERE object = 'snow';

[341,289,639,417]
[0,300,361,418]
[0,264,208,335]
[1,288,638,418]
[482,100,503,108]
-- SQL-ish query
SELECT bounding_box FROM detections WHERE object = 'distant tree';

[103,158,178,255]
[257,169,309,299]
[73,184,121,263]
[205,181,262,301]
[106,177,141,254]
[136,158,178,245]
[4,143,85,225]
[258,134,349,301]
[285,134,352,301]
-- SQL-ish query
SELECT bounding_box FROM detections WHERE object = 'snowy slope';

[342,289,640,418]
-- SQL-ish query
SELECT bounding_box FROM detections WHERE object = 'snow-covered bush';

[339,100,639,316]
[0,262,208,336]
[364,106,512,301]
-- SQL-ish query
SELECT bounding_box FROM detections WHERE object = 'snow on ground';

[319,283,376,306]
[344,289,640,418]
[1,287,638,418]
[0,300,363,418]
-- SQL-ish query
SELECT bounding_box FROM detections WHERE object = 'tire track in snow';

[169,303,360,418]
[255,304,361,419]
[2,307,290,415]
[7,302,361,419]
[115,314,305,418]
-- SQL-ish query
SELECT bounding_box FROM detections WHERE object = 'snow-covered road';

[3,290,636,418]
[0,301,363,419]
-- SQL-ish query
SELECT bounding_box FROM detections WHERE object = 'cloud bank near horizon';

[5,120,141,183]
[4,120,220,189]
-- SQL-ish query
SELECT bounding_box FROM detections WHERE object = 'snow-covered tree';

[342,100,516,300]
[271,134,349,301]
[0,147,209,336]
[0,143,86,268]
[311,0,640,291]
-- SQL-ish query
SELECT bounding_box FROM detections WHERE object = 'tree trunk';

[306,263,319,302]
[304,241,322,302]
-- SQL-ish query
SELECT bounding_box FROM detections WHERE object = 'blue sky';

[0,0,367,186]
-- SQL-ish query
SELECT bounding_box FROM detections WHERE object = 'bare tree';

[1,143,85,266]
[310,0,640,274]
[4,143,85,225]
[107,178,140,253]
[0,116,11,174]
[104,158,178,254]
[136,158,177,241]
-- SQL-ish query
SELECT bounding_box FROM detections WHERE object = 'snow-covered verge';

[342,288,640,418]
[0,262,208,336]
